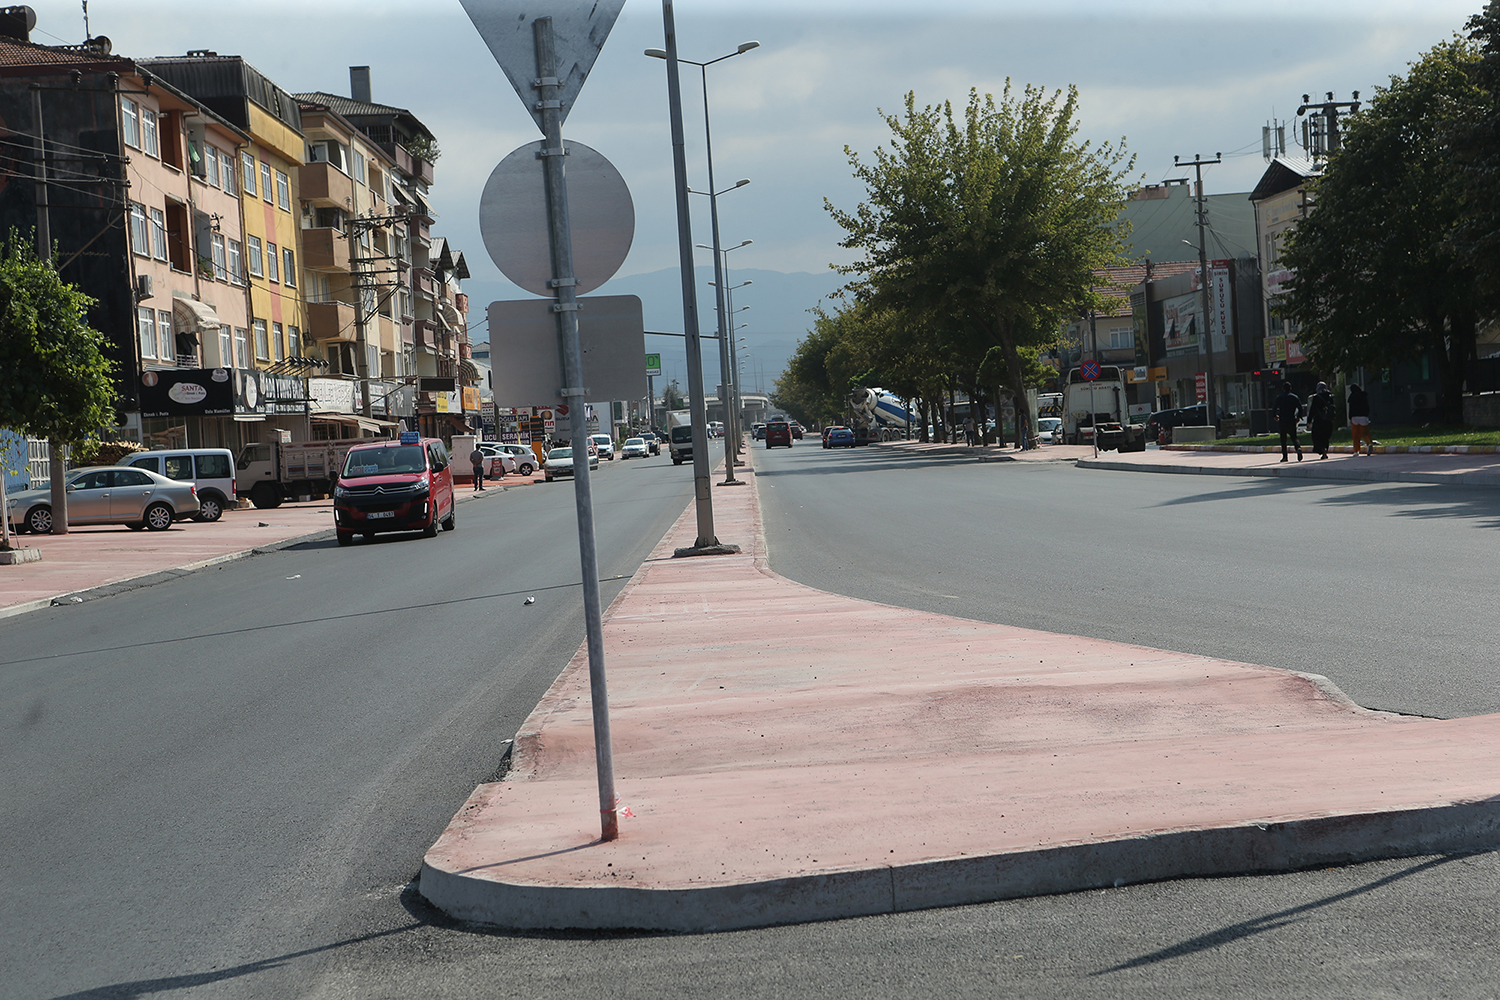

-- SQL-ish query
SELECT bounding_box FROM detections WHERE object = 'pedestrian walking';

[1347,383,1372,455]
[1307,381,1335,459]
[1273,380,1304,462]
[964,416,977,447]
[469,446,486,490]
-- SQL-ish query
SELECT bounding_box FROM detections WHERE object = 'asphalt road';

[5,443,1498,999]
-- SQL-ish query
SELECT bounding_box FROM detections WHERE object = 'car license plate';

[367,510,395,519]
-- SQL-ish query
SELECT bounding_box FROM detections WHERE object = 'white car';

[489,443,539,477]
[1036,417,1063,444]
[544,446,599,481]
[620,437,649,459]
[475,442,519,477]
[590,434,615,460]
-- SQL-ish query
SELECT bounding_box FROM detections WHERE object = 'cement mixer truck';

[849,387,914,443]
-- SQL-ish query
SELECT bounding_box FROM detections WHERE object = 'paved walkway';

[418,451,1500,932]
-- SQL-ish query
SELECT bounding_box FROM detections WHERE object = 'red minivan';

[333,437,456,545]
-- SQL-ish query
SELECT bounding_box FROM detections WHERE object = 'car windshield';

[548,448,572,459]
[625,438,644,445]
[341,445,426,478]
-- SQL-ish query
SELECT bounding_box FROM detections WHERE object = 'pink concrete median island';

[419,462,1500,932]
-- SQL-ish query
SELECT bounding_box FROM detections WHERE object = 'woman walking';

[1347,383,1372,456]
[1307,381,1335,459]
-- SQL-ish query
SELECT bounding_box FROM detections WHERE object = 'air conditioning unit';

[1410,390,1436,410]
[134,273,152,301]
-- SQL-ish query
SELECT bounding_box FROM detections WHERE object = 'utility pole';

[31,84,68,534]
[1176,153,1221,429]
[1297,92,1360,159]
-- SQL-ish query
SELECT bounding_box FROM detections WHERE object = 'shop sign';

[139,368,234,418]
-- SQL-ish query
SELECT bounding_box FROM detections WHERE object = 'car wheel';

[144,502,174,531]
[442,507,456,531]
[519,462,534,477]
[250,483,282,509]
[422,521,438,537]
[24,505,52,534]
[336,531,353,546]
[195,494,224,523]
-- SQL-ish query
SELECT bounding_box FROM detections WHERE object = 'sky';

[29,0,1487,388]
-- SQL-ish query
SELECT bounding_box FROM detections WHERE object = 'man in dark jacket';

[1273,380,1304,462]
[1307,381,1336,459]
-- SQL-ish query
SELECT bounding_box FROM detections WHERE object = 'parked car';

[544,445,599,481]
[620,437,649,459]
[332,437,456,545]
[823,426,856,448]
[1145,405,1212,444]
[1035,417,1063,444]
[475,442,518,477]
[117,447,235,522]
[491,443,539,477]
[642,432,661,456]
[7,466,199,533]
[751,423,767,440]
[765,420,793,448]
[590,433,615,460]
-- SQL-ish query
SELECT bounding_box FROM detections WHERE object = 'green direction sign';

[645,353,662,377]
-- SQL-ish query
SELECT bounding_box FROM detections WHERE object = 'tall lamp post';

[648,38,759,486]
[700,238,751,462]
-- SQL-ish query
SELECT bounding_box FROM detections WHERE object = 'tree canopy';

[1281,38,1487,423]
[0,233,116,444]
[806,84,1135,441]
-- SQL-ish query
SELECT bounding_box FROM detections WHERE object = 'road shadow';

[1151,477,1500,527]
[1093,853,1469,975]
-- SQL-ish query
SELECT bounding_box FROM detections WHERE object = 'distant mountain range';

[466,266,846,399]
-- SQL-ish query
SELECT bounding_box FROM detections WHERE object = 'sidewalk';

[418,456,1500,932]
[0,473,537,618]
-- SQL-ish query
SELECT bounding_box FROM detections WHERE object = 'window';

[164,202,190,271]
[227,239,242,283]
[275,170,290,211]
[273,322,285,361]
[253,319,269,361]
[156,309,174,362]
[242,151,257,197]
[307,140,347,172]
[261,163,273,203]
[210,232,227,281]
[158,111,182,169]
[141,106,158,157]
[353,149,365,186]
[266,241,279,283]
[314,207,345,231]
[234,326,249,368]
[246,236,263,277]
[122,97,140,149]
[204,146,219,187]
[129,202,149,256]
[287,325,300,358]
[219,149,234,192]
[149,207,167,260]
[218,326,232,367]
[137,306,156,358]
[282,247,296,287]
[1108,327,1132,350]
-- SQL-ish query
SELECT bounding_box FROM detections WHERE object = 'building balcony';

[454,292,468,314]
[306,300,357,342]
[415,157,434,185]
[413,269,434,298]
[413,318,438,349]
[301,228,349,272]
[298,161,354,208]
[380,141,414,178]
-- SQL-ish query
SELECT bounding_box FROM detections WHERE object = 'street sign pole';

[532,16,616,842]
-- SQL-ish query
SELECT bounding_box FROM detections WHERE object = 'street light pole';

[648,39,758,487]
[701,240,751,464]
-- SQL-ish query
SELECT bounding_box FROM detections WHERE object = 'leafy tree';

[0,232,116,540]
[1453,3,1500,308]
[1281,39,1485,424]
[661,379,685,411]
[826,85,1136,445]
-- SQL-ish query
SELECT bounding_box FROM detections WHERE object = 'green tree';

[826,85,1136,445]
[0,232,116,540]
[1453,2,1500,308]
[1281,38,1486,424]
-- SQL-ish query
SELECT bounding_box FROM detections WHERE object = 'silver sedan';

[7,466,200,533]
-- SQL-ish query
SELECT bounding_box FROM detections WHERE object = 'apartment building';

[0,23,255,450]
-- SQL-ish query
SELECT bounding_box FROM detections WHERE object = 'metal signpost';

[460,0,626,842]
[1082,359,1101,458]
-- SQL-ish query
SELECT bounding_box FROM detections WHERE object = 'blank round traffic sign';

[479,140,634,298]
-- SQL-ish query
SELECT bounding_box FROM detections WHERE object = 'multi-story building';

[296,69,474,440]
[137,51,318,442]
[0,22,254,450]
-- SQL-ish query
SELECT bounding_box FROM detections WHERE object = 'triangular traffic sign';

[460,0,626,133]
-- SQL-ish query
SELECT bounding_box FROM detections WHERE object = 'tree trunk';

[995,318,1030,450]
[1440,309,1475,425]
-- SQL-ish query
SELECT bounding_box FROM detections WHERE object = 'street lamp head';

[644,48,667,59]
[736,240,753,248]
[733,178,750,188]
[737,41,761,54]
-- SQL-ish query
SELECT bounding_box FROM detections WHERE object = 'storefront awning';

[172,294,221,335]
[311,412,400,434]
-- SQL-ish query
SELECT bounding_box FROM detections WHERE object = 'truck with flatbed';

[236,438,391,508]
[1060,366,1146,451]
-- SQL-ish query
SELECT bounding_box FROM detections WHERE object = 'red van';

[333,437,456,545]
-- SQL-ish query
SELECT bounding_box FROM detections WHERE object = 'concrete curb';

[1078,457,1500,487]
[418,800,1500,933]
